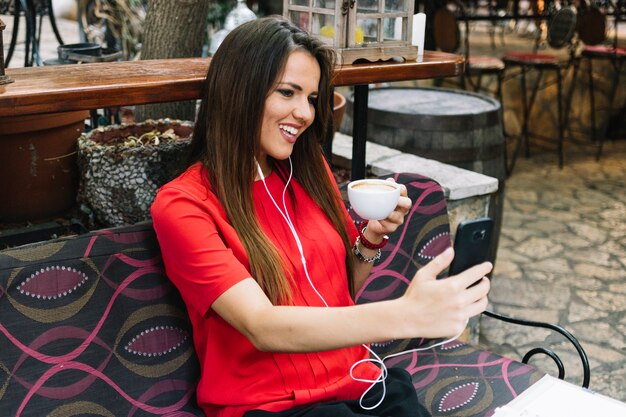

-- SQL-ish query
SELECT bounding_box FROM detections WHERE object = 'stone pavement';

[4,12,626,403]
[483,139,626,401]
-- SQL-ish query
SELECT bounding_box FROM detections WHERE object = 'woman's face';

[258,50,321,173]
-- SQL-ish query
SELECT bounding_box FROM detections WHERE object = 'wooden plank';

[1,51,464,117]
[1,58,209,117]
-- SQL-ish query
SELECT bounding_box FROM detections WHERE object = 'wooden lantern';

[284,0,417,64]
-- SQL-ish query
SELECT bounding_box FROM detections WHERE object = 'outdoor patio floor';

[3,11,626,401]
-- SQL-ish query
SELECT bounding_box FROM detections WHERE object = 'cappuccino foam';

[351,183,397,193]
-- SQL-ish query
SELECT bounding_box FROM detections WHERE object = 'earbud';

[255,159,265,181]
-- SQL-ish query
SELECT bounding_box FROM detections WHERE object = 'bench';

[0,173,588,416]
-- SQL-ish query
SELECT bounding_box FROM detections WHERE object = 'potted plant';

[77,119,193,227]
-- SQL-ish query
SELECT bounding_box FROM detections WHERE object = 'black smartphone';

[448,217,493,277]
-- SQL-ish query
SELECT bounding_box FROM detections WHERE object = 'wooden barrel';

[343,86,506,265]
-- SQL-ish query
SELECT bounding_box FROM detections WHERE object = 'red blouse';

[151,162,381,417]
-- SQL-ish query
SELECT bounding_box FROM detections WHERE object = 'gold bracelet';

[353,238,382,263]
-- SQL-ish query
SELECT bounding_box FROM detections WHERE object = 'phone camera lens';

[473,230,486,240]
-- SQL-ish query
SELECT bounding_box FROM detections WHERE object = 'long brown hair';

[188,16,355,304]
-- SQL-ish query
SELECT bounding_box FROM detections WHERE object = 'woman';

[151,16,491,417]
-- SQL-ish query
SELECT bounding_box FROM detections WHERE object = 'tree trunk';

[134,0,209,122]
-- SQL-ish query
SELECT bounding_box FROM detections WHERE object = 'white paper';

[412,13,426,59]
[492,375,626,417]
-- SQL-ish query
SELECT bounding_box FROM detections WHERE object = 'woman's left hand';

[363,178,412,239]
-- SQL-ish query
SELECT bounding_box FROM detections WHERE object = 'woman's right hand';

[400,247,492,339]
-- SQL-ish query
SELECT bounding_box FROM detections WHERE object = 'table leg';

[323,86,334,163]
[351,84,369,180]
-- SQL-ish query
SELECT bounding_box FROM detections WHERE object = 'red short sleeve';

[151,181,252,317]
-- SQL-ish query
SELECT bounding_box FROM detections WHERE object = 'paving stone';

[501,228,541,243]
[480,319,553,348]
[596,240,626,258]
[567,301,609,323]
[568,322,626,351]
[554,274,605,291]
[608,282,626,294]
[533,208,581,222]
[566,249,617,267]
[544,196,581,211]
[576,290,626,313]
[505,189,539,203]
[524,219,569,233]
[497,234,516,249]
[515,237,565,259]
[494,247,532,264]
[486,305,561,325]
[490,279,571,309]
[593,367,626,402]
[525,257,572,274]
[522,270,566,283]
[574,262,626,281]
[576,205,614,215]
[599,207,626,222]
[492,259,523,280]
[568,223,610,244]
[576,190,616,206]
[551,232,593,249]
[576,342,626,368]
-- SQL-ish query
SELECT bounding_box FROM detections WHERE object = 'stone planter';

[0,111,88,223]
[77,119,193,227]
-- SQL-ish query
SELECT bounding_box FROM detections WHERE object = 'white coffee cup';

[347,179,401,220]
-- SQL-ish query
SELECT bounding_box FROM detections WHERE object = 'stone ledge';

[332,132,499,201]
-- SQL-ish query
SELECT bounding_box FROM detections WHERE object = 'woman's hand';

[361,178,412,243]
[400,247,492,339]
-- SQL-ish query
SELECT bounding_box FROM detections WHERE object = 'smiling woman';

[149,15,490,417]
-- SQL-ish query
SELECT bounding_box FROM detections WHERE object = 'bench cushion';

[350,173,543,416]
[0,223,204,416]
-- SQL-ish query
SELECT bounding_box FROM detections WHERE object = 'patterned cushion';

[0,223,204,416]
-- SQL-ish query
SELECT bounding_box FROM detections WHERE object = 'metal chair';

[433,1,507,101]
[578,0,626,160]
[502,3,579,169]
[3,0,64,67]
[431,2,510,176]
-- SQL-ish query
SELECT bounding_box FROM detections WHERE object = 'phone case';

[448,217,494,276]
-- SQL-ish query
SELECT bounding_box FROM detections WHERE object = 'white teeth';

[279,125,298,135]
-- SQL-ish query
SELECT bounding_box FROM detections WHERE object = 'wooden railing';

[1,51,465,178]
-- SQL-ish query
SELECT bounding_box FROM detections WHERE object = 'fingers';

[369,192,412,234]
[385,178,408,197]
[415,247,455,281]
[464,278,490,317]
[454,262,493,289]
